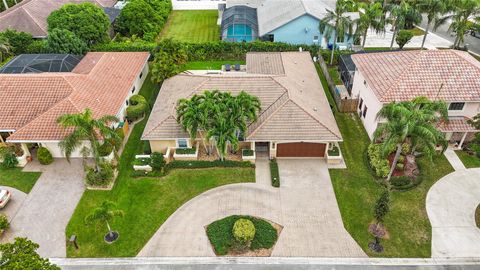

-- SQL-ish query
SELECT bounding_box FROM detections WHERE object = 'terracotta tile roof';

[142,52,342,142]
[0,0,117,37]
[3,52,150,142]
[351,50,480,102]
[438,117,479,133]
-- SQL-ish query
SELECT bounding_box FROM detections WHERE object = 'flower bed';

[269,159,280,187]
[242,149,255,163]
[173,143,199,160]
[175,147,196,155]
[327,144,343,165]
[133,155,152,172]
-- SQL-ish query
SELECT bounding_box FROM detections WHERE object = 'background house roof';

[142,52,341,142]
[0,54,82,74]
[2,52,149,141]
[351,50,480,102]
[0,0,117,37]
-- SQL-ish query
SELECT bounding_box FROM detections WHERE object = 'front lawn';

[455,150,480,168]
[183,60,246,71]
[66,74,255,257]
[317,66,454,257]
[159,10,219,42]
[0,168,41,193]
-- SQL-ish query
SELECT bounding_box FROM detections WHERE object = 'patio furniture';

[225,64,231,71]
[234,64,240,71]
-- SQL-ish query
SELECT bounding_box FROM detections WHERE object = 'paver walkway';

[1,159,85,258]
[444,148,466,171]
[0,186,27,222]
[426,168,480,257]
[138,159,365,257]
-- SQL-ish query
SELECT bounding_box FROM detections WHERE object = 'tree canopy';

[46,28,88,55]
[47,2,110,46]
[151,39,188,83]
[0,29,33,55]
[0,238,60,270]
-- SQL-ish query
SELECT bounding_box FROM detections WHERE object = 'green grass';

[407,27,425,36]
[66,73,255,257]
[182,60,246,71]
[206,215,278,255]
[316,65,454,257]
[328,67,343,85]
[455,150,480,168]
[0,168,41,193]
[159,10,219,42]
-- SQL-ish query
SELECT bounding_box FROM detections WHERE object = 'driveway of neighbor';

[426,168,480,257]
[0,186,27,222]
[139,159,366,257]
[0,159,85,258]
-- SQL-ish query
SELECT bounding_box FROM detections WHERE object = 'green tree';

[47,2,110,46]
[387,0,421,49]
[228,91,261,142]
[115,0,163,41]
[0,29,33,55]
[374,190,390,224]
[374,97,448,181]
[85,200,124,240]
[46,28,88,55]
[207,112,238,161]
[177,94,209,153]
[57,109,119,171]
[436,0,480,48]
[416,0,448,49]
[356,2,385,48]
[320,0,356,65]
[395,29,414,48]
[0,35,12,63]
[0,238,60,270]
[151,39,188,83]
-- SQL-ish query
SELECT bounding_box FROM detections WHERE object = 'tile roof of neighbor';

[1,52,150,142]
[438,117,479,133]
[0,0,117,37]
[351,50,480,103]
[227,0,358,36]
[142,52,342,142]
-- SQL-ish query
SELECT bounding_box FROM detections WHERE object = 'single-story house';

[349,49,480,148]
[0,51,150,158]
[171,0,226,10]
[221,0,358,47]
[142,51,342,159]
[0,0,118,38]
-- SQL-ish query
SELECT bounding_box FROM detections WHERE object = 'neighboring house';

[171,0,226,10]
[221,0,358,47]
[0,52,150,158]
[0,0,118,38]
[142,52,342,159]
[349,49,480,148]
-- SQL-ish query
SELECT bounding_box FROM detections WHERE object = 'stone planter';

[100,151,115,163]
[173,143,199,161]
[242,150,256,164]
[327,144,343,165]
[133,154,152,171]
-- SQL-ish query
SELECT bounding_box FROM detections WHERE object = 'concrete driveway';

[1,159,85,258]
[0,186,27,222]
[138,159,365,257]
[426,168,480,257]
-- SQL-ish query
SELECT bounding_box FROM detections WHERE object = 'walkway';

[426,168,480,257]
[1,159,85,258]
[444,147,466,171]
[138,159,365,257]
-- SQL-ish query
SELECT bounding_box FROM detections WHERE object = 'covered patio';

[438,117,479,149]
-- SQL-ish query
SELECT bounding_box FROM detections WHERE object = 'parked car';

[0,189,11,208]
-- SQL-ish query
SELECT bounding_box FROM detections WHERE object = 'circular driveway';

[426,168,480,257]
[0,186,27,222]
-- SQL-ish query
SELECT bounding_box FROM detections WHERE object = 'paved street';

[0,159,85,258]
[139,159,365,257]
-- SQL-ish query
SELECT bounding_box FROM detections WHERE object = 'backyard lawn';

[159,10,219,42]
[317,65,454,257]
[455,151,480,168]
[66,74,255,257]
[183,60,245,71]
[0,168,41,193]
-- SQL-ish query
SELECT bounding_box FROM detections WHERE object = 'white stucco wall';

[172,0,225,10]
[447,102,480,118]
[40,141,92,158]
[116,63,149,122]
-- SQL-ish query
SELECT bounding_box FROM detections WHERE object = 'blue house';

[221,0,358,48]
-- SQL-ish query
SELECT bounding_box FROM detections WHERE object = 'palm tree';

[436,0,480,48]
[57,109,119,171]
[85,200,124,242]
[417,0,448,49]
[207,113,238,161]
[320,0,356,65]
[229,91,261,142]
[177,94,208,152]
[374,97,448,181]
[357,2,385,48]
[0,36,12,63]
[387,0,421,49]
[2,0,8,11]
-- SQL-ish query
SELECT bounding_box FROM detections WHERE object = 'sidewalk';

[443,147,466,171]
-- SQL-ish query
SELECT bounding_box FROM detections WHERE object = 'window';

[362,106,368,118]
[131,86,136,94]
[139,72,143,79]
[313,35,319,42]
[358,98,363,110]
[177,139,188,148]
[125,100,129,106]
[267,34,274,42]
[337,35,345,43]
[448,102,465,111]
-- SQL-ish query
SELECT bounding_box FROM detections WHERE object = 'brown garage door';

[276,142,326,157]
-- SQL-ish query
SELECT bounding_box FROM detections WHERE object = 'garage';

[276,142,326,158]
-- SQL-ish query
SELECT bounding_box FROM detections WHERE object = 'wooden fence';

[317,57,358,113]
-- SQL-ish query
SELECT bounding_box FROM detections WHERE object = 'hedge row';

[165,160,255,170]
[269,159,280,188]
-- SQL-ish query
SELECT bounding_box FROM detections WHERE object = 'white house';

[349,49,480,148]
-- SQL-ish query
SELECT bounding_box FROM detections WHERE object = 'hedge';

[165,160,254,170]
[126,94,148,121]
[37,147,53,165]
[269,159,280,187]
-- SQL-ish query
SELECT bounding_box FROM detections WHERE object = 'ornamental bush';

[85,162,114,186]
[0,214,9,231]
[1,152,18,169]
[150,152,165,171]
[390,176,412,188]
[367,144,390,178]
[232,218,256,245]
[126,95,148,121]
[98,142,114,157]
[37,147,53,165]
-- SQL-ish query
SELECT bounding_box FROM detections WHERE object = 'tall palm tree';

[2,0,8,11]
[85,200,124,242]
[320,0,356,65]
[417,0,448,49]
[177,94,208,152]
[0,36,12,63]
[206,113,238,161]
[387,0,421,49]
[228,91,261,140]
[436,0,480,48]
[57,109,119,171]
[357,2,385,48]
[374,97,448,181]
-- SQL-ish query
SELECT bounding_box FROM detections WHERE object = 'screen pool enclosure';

[0,54,82,74]
[221,5,258,42]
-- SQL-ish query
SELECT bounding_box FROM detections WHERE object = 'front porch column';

[458,132,468,149]
[0,134,4,143]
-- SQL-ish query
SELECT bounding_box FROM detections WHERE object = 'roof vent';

[313,107,318,111]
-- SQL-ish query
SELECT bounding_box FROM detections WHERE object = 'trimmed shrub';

[37,147,53,165]
[242,149,254,156]
[233,218,256,245]
[269,159,280,187]
[328,146,340,156]
[398,155,405,163]
[133,157,151,166]
[374,191,390,223]
[367,144,390,178]
[401,143,410,155]
[126,95,148,121]
[390,176,411,187]
[143,140,152,154]
[150,152,165,171]
[98,142,114,157]
[175,148,196,155]
[1,152,18,168]
[85,162,114,187]
[0,214,9,231]
[395,162,404,171]
[166,160,254,170]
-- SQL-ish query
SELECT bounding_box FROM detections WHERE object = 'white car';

[0,189,11,209]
